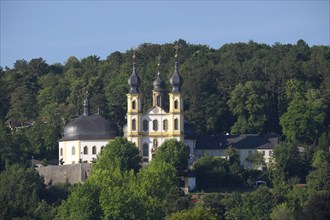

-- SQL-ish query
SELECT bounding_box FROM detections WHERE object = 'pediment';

[145,106,168,115]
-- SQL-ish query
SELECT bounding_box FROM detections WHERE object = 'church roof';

[59,114,118,141]
[128,60,141,94]
[196,134,278,150]
[170,61,183,93]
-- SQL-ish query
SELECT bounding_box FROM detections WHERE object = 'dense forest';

[0,39,330,219]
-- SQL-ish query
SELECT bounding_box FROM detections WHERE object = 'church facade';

[124,55,196,165]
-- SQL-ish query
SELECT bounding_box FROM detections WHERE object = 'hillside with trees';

[0,39,329,219]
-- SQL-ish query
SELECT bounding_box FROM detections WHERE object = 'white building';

[58,96,118,165]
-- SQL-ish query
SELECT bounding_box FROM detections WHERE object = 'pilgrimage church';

[58,50,277,170]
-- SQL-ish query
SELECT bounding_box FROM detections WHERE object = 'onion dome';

[128,60,141,94]
[153,72,165,92]
[170,61,183,93]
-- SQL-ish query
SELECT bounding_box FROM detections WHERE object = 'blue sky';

[1,1,329,68]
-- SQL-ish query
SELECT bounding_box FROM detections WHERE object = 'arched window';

[132,100,136,110]
[174,100,178,109]
[101,146,104,151]
[143,119,149,131]
[153,119,158,131]
[174,118,179,130]
[143,143,149,157]
[60,148,63,156]
[163,119,168,131]
[132,119,136,131]
[157,96,161,107]
[72,146,75,155]
[92,146,96,155]
[84,146,88,155]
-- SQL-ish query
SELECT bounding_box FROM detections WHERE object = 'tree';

[56,183,101,220]
[270,203,295,220]
[306,150,330,193]
[301,192,330,220]
[93,137,141,172]
[193,156,229,190]
[228,81,268,134]
[165,206,217,220]
[196,193,226,219]
[0,164,44,219]
[246,151,265,169]
[280,88,326,144]
[269,142,305,190]
[162,186,191,216]
[154,139,189,175]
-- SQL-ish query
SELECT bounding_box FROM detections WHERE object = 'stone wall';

[35,163,92,185]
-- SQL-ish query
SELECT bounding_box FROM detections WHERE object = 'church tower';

[169,49,184,141]
[152,63,165,108]
[126,54,142,148]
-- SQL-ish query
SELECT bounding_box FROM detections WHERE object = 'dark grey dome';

[128,62,141,94]
[170,62,183,93]
[153,72,165,92]
[59,115,118,141]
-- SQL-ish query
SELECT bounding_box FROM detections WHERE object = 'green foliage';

[223,187,276,220]
[165,206,217,220]
[270,203,295,220]
[93,137,141,172]
[301,192,330,220]
[0,164,44,219]
[280,87,326,143]
[162,186,191,216]
[56,183,101,220]
[246,151,265,169]
[228,81,268,134]
[270,142,305,190]
[306,150,330,193]
[196,193,225,219]
[154,139,190,175]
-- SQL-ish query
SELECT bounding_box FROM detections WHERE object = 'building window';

[132,119,136,131]
[92,146,96,155]
[262,151,265,156]
[174,100,178,109]
[157,96,161,107]
[174,118,179,130]
[101,146,104,151]
[153,119,158,131]
[143,143,149,157]
[143,119,149,131]
[132,100,136,110]
[72,146,75,155]
[163,119,168,131]
[60,148,63,156]
[269,150,273,157]
[84,146,88,155]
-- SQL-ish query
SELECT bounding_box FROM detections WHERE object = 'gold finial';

[174,44,180,59]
